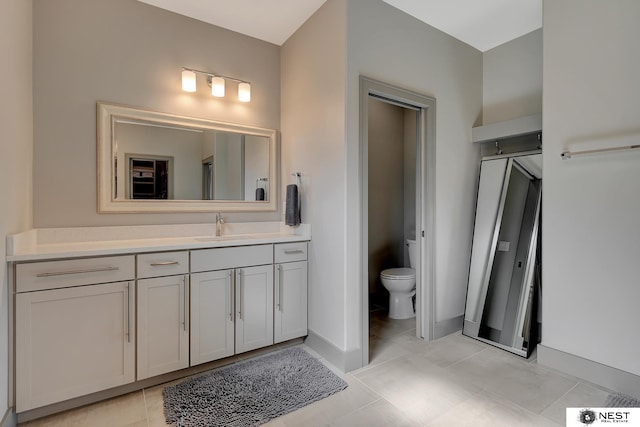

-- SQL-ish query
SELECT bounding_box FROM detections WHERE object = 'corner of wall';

[305,330,362,373]
[1,0,34,419]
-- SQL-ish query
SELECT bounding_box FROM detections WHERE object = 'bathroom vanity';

[7,223,310,418]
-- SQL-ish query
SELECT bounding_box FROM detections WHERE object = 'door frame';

[359,76,436,367]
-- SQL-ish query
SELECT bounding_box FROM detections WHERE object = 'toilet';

[380,239,417,319]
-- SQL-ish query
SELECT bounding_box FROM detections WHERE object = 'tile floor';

[20,310,615,426]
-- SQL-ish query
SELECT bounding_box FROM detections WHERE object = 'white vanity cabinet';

[10,228,310,417]
[14,256,135,412]
[234,264,274,353]
[190,245,273,365]
[136,251,189,380]
[274,242,308,343]
[189,269,235,365]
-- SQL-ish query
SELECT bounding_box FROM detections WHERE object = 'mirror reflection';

[463,153,542,357]
[114,120,270,201]
[97,102,277,213]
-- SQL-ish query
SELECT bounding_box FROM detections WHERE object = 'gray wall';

[33,0,281,227]
[345,0,483,348]
[213,133,244,200]
[541,0,640,377]
[283,0,482,360]
[367,97,406,308]
[281,0,347,349]
[483,29,542,125]
[1,0,33,418]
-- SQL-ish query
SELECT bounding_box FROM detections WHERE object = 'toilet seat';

[380,268,415,280]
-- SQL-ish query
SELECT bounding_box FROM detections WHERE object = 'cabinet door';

[190,270,234,365]
[15,281,135,412]
[235,265,274,353]
[274,261,308,343]
[137,275,189,380]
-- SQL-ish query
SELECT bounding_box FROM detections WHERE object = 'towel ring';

[291,172,301,187]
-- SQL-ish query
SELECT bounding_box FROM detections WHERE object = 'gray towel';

[256,187,265,201]
[285,184,300,226]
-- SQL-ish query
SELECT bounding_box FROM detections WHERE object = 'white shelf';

[472,113,542,144]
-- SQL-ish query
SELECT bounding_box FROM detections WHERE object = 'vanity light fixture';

[238,82,251,103]
[210,76,225,97]
[181,69,196,92]
[181,67,251,102]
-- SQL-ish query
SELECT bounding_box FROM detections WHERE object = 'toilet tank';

[407,239,417,268]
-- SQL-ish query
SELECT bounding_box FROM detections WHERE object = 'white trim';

[304,330,361,372]
[538,344,640,400]
[434,315,464,339]
[359,77,437,369]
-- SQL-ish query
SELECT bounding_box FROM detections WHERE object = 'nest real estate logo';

[567,408,639,426]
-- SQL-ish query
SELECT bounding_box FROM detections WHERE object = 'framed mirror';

[463,152,542,357]
[97,102,277,213]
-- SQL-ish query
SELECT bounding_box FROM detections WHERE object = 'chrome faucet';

[215,212,224,237]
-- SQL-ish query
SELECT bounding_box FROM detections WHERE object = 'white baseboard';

[306,316,465,373]
[538,344,640,400]
[434,315,463,339]
[304,330,362,372]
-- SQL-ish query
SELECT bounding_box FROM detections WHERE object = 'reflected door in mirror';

[128,157,170,199]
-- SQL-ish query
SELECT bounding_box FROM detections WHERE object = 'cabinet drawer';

[137,251,189,279]
[274,242,308,263]
[191,245,273,273]
[16,255,135,293]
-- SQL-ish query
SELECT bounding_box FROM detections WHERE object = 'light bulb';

[181,70,196,92]
[211,76,225,97]
[238,82,251,102]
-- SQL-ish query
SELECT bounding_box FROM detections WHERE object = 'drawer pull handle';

[237,270,244,321]
[228,271,234,321]
[36,266,119,277]
[284,249,304,255]
[149,261,180,267]
[126,282,132,343]
[182,276,187,332]
[277,264,284,312]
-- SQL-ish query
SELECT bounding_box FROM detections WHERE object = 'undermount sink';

[194,235,254,242]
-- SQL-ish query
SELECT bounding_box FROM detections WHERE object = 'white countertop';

[7,222,311,262]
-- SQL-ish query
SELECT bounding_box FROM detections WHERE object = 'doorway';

[359,77,436,367]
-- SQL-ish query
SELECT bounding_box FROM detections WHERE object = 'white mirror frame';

[97,102,278,213]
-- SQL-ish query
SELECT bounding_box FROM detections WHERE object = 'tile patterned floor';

[20,311,615,426]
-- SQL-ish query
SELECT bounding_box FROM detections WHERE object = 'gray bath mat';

[605,392,640,408]
[163,346,348,426]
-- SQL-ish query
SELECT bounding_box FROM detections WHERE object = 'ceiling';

[137,0,541,51]
[382,0,542,51]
